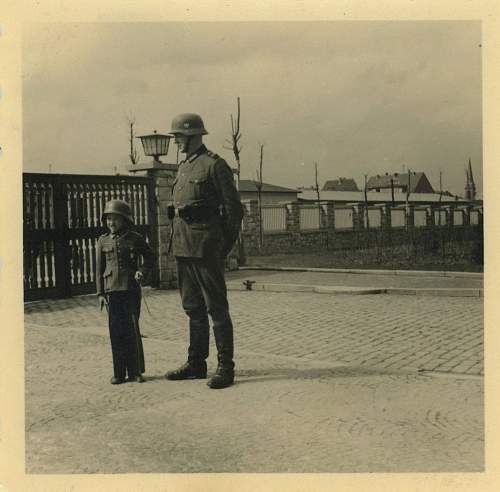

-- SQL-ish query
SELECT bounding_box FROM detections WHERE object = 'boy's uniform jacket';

[96,229,154,295]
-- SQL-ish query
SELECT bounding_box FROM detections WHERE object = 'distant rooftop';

[367,171,434,193]
[299,189,469,204]
[323,178,360,192]
[239,179,298,193]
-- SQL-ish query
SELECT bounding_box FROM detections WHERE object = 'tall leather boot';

[165,313,209,380]
[207,312,235,389]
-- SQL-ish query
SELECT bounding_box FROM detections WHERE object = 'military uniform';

[170,144,243,377]
[96,227,154,381]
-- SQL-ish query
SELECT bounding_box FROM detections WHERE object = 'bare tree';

[256,144,264,249]
[224,97,242,189]
[314,162,322,229]
[126,113,140,165]
[438,170,443,226]
[364,174,370,229]
[406,168,411,232]
[224,97,244,261]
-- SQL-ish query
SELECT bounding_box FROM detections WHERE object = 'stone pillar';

[241,200,259,253]
[426,206,434,227]
[325,202,335,230]
[130,162,178,289]
[381,204,392,229]
[464,205,472,226]
[406,204,415,229]
[353,204,365,230]
[446,206,453,227]
[286,202,301,232]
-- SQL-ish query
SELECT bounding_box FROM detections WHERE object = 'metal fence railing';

[391,208,406,228]
[262,205,287,231]
[299,205,321,230]
[470,210,480,225]
[243,200,482,236]
[363,207,382,229]
[434,209,448,227]
[414,208,427,227]
[334,207,354,230]
[454,210,464,226]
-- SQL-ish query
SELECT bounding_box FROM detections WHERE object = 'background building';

[322,178,360,192]
[298,189,468,205]
[238,179,299,204]
[367,171,434,194]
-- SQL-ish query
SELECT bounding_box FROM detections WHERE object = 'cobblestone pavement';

[228,269,484,289]
[24,283,484,473]
[26,321,483,473]
[25,288,484,376]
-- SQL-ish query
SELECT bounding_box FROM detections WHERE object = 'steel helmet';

[102,199,133,223]
[169,113,208,136]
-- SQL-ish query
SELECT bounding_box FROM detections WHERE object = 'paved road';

[25,321,483,473]
[24,285,484,473]
[25,288,484,376]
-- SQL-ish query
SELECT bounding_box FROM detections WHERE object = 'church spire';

[465,158,476,201]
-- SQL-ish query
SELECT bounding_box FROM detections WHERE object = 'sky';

[22,21,482,196]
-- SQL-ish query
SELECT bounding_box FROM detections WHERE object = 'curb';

[239,265,483,279]
[227,281,483,298]
[388,288,483,297]
[228,282,383,295]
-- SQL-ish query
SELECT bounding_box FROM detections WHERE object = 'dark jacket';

[171,145,243,258]
[96,228,154,296]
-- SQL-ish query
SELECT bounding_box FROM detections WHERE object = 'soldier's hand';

[98,295,108,311]
[135,271,144,285]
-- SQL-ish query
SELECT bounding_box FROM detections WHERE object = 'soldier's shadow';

[233,365,399,385]
[142,366,401,384]
[144,374,170,382]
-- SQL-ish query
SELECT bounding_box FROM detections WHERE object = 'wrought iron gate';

[23,173,157,301]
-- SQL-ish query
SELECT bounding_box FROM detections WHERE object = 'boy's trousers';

[107,289,145,379]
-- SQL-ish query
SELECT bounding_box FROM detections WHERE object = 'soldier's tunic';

[171,144,243,368]
[96,229,154,379]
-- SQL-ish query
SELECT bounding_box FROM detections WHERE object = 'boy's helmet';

[102,199,133,223]
[169,113,208,136]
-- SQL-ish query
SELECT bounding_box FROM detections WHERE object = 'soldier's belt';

[175,206,219,223]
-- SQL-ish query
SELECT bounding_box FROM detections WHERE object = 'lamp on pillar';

[130,130,177,174]
[137,130,171,164]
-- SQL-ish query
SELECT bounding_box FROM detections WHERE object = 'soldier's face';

[174,134,189,153]
[106,214,126,234]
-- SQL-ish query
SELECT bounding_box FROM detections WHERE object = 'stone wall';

[240,199,483,264]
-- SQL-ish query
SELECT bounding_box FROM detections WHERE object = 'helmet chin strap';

[185,135,193,155]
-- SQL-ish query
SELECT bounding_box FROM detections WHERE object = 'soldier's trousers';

[176,256,234,369]
[107,290,145,379]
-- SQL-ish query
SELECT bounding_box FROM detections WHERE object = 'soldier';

[164,113,243,389]
[96,199,154,385]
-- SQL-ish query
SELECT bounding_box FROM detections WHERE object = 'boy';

[96,199,154,385]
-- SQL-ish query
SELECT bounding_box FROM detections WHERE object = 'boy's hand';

[98,295,108,311]
[134,271,144,285]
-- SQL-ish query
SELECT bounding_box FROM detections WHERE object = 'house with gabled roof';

[367,171,434,194]
[322,177,360,192]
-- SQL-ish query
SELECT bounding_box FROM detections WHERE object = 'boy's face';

[106,214,127,234]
